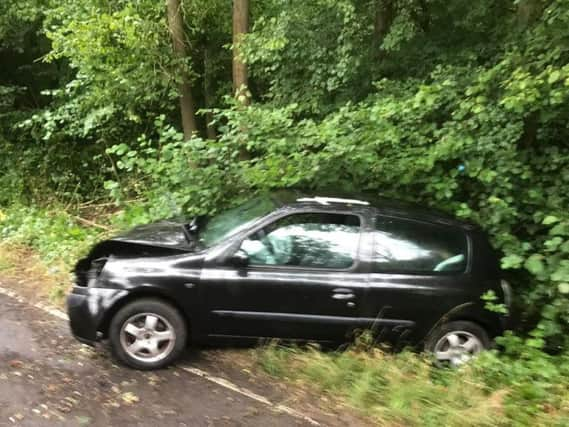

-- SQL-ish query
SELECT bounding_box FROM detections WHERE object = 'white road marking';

[0,283,321,426]
[0,285,68,320]
[181,366,320,426]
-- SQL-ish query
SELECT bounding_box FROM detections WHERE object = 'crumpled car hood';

[111,220,192,250]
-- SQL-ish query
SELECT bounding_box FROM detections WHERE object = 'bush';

[0,204,105,264]
[103,115,249,226]
[106,71,569,347]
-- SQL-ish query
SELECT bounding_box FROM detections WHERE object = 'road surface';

[0,290,340,427]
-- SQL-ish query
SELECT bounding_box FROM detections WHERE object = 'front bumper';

[67,286,129,345]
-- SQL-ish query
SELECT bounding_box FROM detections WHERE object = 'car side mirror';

[230,249,249,268]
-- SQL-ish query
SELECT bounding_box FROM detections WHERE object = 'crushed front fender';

[67,286,129,344]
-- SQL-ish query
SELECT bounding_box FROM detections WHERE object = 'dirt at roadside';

[0,244,70,307]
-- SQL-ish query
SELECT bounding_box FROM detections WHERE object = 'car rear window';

[372,216,467,274]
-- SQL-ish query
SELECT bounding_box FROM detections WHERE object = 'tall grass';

[255,336,569,426]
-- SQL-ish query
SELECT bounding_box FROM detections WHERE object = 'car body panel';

[67,286,129,343]
[201,266,368,340]
[111,220,193,250]
[199,205,372,341]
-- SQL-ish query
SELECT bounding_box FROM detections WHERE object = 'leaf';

[551,262,569,282]
[544,237,563,251]
[550,222,569,236]
[501,254,524,269]
[542,215,560,225]
[548,70,561,85]
[103,180,119,190]
[121,392,139,405]
[75,416,91,426]
[524,254,545,275]
[558,283,569,295]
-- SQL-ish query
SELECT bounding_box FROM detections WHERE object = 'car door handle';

[332,293,355,300]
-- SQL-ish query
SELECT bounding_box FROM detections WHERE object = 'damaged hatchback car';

[67,191,512,369]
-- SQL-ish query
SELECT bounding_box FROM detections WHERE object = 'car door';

[201,210,369,341]
[362,215,472,348]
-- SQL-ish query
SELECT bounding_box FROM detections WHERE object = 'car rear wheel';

[109,298,187,370]
[425,321,489,367]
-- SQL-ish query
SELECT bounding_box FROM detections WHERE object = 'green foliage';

[0,204,105,263]
[103,114,246,226]
[256,339,569,426]
[0,0,48,48]
[242,0,370,114]
[482,291,509,315]
[43,0,176,128]
[0,1,568,420]
[0,204,110,305]
[0,0,568,357]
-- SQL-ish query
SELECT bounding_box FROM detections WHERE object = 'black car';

[67,191,512,369]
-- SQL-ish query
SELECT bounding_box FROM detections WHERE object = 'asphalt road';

[0,291,326,427]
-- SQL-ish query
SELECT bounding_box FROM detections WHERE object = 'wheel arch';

[98,288,192,341]
[425,302,501,343]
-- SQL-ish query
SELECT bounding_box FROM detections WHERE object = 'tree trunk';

[232,0,249,105]
[517,0,542,27]
[373,0,394,54]
[232,0,251,160]
[517,0,542,149]
[167,0,198,140]
[414,0,429,33]
[203,44,217,140]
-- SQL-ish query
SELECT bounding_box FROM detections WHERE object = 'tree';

[167,0,198,139]
[232,0,249,106]
[373,0,394,54]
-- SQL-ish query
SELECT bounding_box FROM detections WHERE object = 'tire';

[425,320,490,367]
[109,298,187,370]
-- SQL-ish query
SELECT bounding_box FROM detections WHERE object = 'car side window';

[240,213,361,269]
[372,216,467,274]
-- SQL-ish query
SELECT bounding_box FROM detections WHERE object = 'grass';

[0,255,14,271]
[253,337,569,427]
[0,243,72,306]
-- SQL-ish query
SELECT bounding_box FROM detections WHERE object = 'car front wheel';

[109,298,187,370]
[425,320,490,367]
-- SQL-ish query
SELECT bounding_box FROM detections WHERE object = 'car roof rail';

[296,196,370,206]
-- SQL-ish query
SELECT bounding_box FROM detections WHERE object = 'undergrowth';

[0,205,106,261]
[255,335,569,426]
[0,204,111,304]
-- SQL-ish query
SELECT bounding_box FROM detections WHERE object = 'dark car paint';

[67,194,509,349]
[112,220,193,250]
[67,286,129,342]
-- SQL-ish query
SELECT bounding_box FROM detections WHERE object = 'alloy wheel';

[433,330,483,367]
[119,312,176,364]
